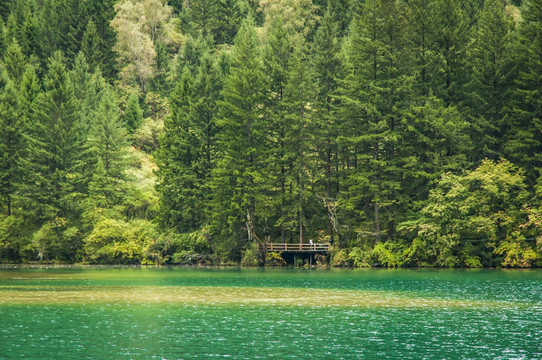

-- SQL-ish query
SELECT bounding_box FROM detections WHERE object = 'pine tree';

[190,0,219,38]
[17,64,40,117]
[87,86,129,206]
[62,0,90,63]
[18,1,40,62]
[123,93,143,132]
[263,18,292,242]
[151,40,171,95]
[22,51,85,221]
[339,0,410,242]
[215,0,248,44]
[3,39,25,83]
[467,0,514,161]
[37,0,66,61]
[156,68,196,231]
[430,0,469,106]
[406,0,433,100]
[311,2,343,241]
[282,35,315,245]
[0,80,25,216]
[190,52,222,195]
[86,0,117,79]
[0,17,6,58]
[504,0,542,182]
[211,18,267,258]
[80,20,104,73]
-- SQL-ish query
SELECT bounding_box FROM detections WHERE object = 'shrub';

[241,242,260,267]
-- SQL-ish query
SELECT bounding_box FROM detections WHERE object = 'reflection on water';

[0,267,540,359]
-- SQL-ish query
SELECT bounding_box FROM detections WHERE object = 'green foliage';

[30,217,80,262]
[503,0,542,182]
[23,51,86,221]
[241,241,260,267]
[169,228,212,264]
[417,159,529,267]
[210,17,268,255]
[80,20,104,72]
[0,216,25,261]
[266,251,286,266]
[330,248,351,267]
[1,0,541,267]
[495,232,540,267]
[84,218,163,264]
[0,79,25,217]
[123,93,143,132]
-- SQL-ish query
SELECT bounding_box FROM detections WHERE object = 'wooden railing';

[266,243,330,252]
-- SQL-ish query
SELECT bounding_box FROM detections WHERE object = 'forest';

[0,0,541,267]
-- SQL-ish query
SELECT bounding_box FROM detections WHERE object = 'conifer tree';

[190,0,219,38]
[0,80,25,216]
[406,0,433,100]
[211,18,267,258]
[312,3,342,241]
[87,86,129,206]
[17,64,40,117]
[86,0,117,79]
[467,0,514,160]
[3,40,25,83]
[157,53,223,233]
[62,0,90,63]
[17,1,40,62]
[80,20,104,72]
[189,52,222,191]
[263,18,292,242]
[123,93,143,132]
[156,68,196,231]
[22,51,85,221]
[430,0,469,106]
[282,35,314,244]
[504,0,542,182]
[0,17,6,58]
[37,0,66,61]
[215,0,248,44]
[339,0,410,242]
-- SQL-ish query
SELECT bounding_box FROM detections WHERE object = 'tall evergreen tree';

[263,18,292,242]
[430,0,469,105]
[86,0,117,79]
[189,0,219,38]
[156,68,197,231]
[0,17,6,58]
[80,20,104,73]
[312,2,343,241]
[0,80,25,216]
[211,18,267,258]
[467,0,514,161]
[282,35,315,244]
[406,0,433,100]
[62,0,90,63]
[339,0,410,242]
[87,86,129,206]
[504,0,542,182]
[37,0,66,61]
[3,39,25,83]
[123,93,143,132]
[214,0,248,44]
[22,51,85,222]
[157,52,223,233]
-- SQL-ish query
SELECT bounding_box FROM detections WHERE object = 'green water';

[0,268,540,359]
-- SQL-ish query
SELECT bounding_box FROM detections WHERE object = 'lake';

[0,267,540,359]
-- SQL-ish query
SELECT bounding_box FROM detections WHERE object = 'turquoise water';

[0,268,540,359]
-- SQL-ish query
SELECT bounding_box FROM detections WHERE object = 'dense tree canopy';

[0,0,540,267]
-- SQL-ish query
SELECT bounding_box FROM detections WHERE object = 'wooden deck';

[266,243,330,252]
